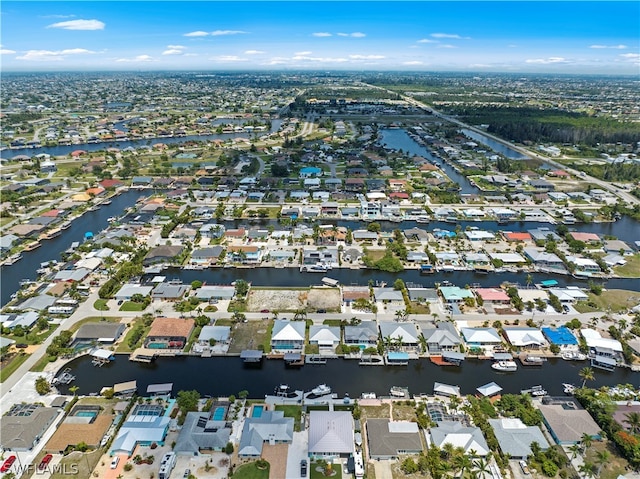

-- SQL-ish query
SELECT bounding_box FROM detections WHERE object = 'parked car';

[300,460,307,477]
[183,469,191,478]
[38,454,53,470]
[260,309,269,313]
[110,456,120,469]
[1,456,16,473]
[519,460,531,475]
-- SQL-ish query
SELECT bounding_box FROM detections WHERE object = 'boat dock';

[90,348,115,367]
[519,355,546,366]
[52,367,76,385]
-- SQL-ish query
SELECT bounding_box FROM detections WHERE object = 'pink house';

[474,288,511,304]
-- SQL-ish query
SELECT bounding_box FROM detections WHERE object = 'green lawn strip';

[5,323,59,345]
[274,405,303,432]
[116,317,151,353]
[231,461,270,479]
[310,461,343,479]
[93,299,109,311]
[614,254,640,278]
[119,301,146,312]
[0,352,30,382]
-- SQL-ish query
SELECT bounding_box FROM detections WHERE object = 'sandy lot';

[306,287,341,311]
[246,289,308,312]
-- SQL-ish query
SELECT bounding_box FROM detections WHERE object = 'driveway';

[373,459,394,479]
[261,443,288,479]
[286,430,309,479]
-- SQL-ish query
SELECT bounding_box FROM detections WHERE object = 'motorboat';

[523,355,545,365]
[521,385,547,396]
[274,384,291,397]
[562,351,587,361]
[563,383,576,395]
[311,384,332,396]
[491,360,518,372]
[361,392,377,399]
[390,386,407,397]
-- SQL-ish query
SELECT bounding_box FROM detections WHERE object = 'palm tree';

[525,274,533,288]
[624,411,640,434]
[595,450,610,477]
[473,458,491,479]
[568,443,581,460]
[69,385,79,396]
[579,461,597,479]
[580,433,593,453]
[293,309,307,321]
[579,366,595,388]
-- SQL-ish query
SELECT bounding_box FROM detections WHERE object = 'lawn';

[231,461,270,479]
[50,449,103,479]
[575,289,640,314]
[116,316,151,353]
[310,461,343,479]
[584,441,629,479]
[614,254,640,278]
[274,405,303,432]
[227,319,273,354]
[119,301,147,312]
[0,352,30,382]
[93,299,109,311]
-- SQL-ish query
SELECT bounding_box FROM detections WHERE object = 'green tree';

[35,376,51,395]
[579,367,595,388]
[177,389,201,416]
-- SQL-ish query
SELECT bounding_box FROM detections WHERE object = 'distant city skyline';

[1,1,638,74]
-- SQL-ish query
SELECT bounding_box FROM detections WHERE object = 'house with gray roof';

[528,228,562,242]
[538,398,601,445]
[195,286,235,301]
[379,322,419,351]
[0,234,18,252]
[151,283,189,301]
[143,245,184,266]
[422,322,461,354]
[114,284,153,301]
[488,418,549,459]
[308,411,354,459]
[174,409,231,455]
[309,325,341,351]
[271,320,306,352]
[373,288,404,306]
[197,326,231,347]
[408,288,439,303]
[523,247,566,272]
[366,419,423,460]
[238,411,294,458]
[0,404,59,451]
[429,421,489,456]
[190,247,224,266]
[16,295,56,312]
[74,322,126,345]
[344,321,378,348]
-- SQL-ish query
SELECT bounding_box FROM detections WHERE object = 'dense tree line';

[452,106,640,146]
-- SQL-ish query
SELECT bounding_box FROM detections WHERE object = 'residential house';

[238,411,294,458]
[309,325,341,351]
[366,419,423,460]
[308,411,355,459]
[0,404,59,451]
[474,288,511,305]
[538,398,601,445]
[228,246,263,264]
[460,327,503,352]
[151,283,189,301]
[439,286,474,304]
[114,284,153,301]
[373,288,404,307]
[143,246,184,266]
[174,407,231,455]
[110,404,170,456]
[379,322,420,352]
[190,246,224,266]
[270,320,305,352]
[429,421,490,456]
[523,248,566,272]
[145,317,195,350]
[488,418,549,459]
[344,321,378,349]
[503,327,546,350]
[541,327,579,353]
[421,322,461,354]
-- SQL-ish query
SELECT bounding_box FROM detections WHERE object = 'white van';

[110,456,120,469]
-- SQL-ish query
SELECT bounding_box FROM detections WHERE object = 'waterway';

[57,355,637,399]
[4,120,283,158]
[460,129,528,160]
[0,190,150,306]
[379,129,480,194]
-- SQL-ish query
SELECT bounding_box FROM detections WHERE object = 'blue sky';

[1,1,638,73]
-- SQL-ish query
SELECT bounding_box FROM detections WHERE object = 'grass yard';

[227,319,273,353]
[231,461,270,479]
[409,302,431,314]
[274,405,303,431]
[614,254,640,278]
[584,441,629,479]
[0,352,30,382]
[119,301,147,312]
[116,317,150,353]
[93,299,109,310]
[360,404,391,420]
[310,461,343,479]
[575,289,640,314]
[364,249,386,262]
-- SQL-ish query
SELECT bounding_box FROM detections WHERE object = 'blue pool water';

[76,411,97,419]
[212,406,226,421]
[252,405,264,418]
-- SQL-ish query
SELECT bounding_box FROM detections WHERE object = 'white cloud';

[210,30,247,36]
[184,31,209,37]
[244,50,265,55]
[431,33,469,39]
[349,54,385,60]
[590,44,627,49]
[620,53,639,58]
[16,48,95,61]
[212,55,247,62]
[437,44,457,49]
[116,54,154,63]
[312,32,332,37]
[337,32,365,38]
[403,61,424,65]
[417,39,438,44]
[292,54,348,63]
[0,48,16,55]
[469,63,492,68]
[295,51,312,56]
[47,19,105,30]
[162,45,186,55]
[41,14,76,19]
[525,57,568,64]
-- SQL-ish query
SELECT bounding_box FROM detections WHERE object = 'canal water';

[379,129,480,194]
[460,129,528,160]
[0,190,150,306]
[57,355,638,399]
[5,120,283,158]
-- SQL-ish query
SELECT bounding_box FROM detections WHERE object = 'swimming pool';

[76,411,97,419]
[252,405,264,418]
[212,406,226,421]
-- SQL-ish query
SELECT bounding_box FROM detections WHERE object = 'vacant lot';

[575,289,640,314]
[392,403,418,421]
[227,320,273,353]
[614,254,640,278]
[360,403,391,420]
[246,288,308,312]
[307,287,341,311]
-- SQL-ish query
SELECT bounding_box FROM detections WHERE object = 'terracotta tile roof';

[147,317,195,339]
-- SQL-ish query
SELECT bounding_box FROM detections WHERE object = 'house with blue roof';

[542,326,578,353]
[238,411,294,458]
[439,286,474,303]
[299,166,322,178]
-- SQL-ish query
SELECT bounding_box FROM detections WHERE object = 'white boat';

[563,383,576,395]
[562,351,587,361]
[390,386,407,397]
[274,384,291,397]
[523,355,545,365]
[491,360,518,372]
[361,392,377,399]
[521,385,547,396]
[311,384,332,396]
[4,253,23,265]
